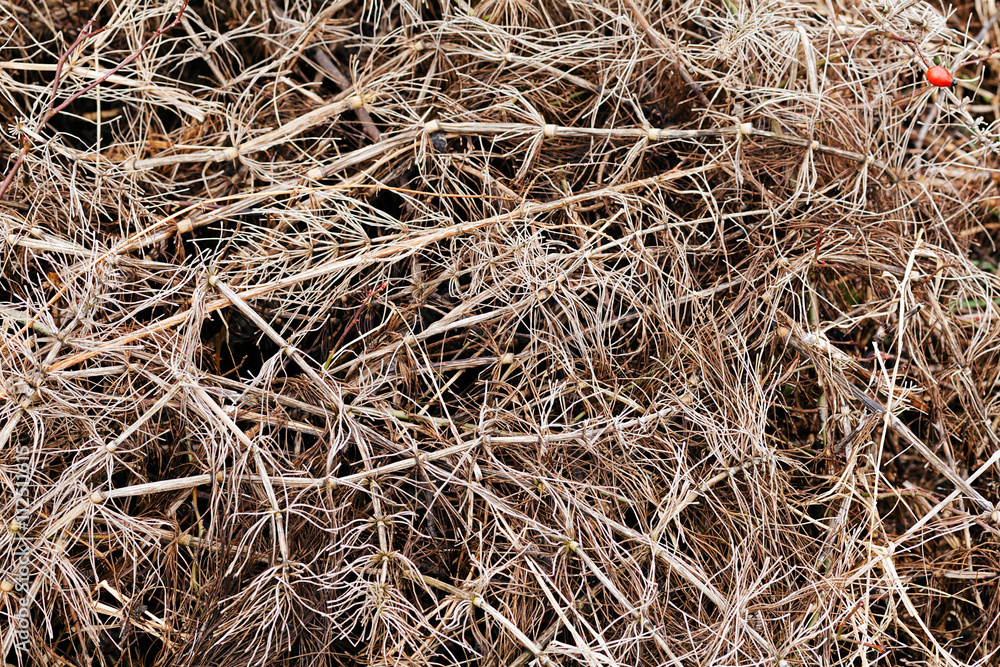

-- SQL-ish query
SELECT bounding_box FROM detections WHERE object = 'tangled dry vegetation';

[3,0,1000,664]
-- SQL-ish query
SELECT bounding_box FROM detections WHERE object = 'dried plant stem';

[620,0,712,107]
[186,381,290,562]
[406,572,553,666]
[4,0,999,664]
[312,48,381,142]
[0,0,191,198]
[45,164,715,375]
[777,324,995,513]
[423,120,897,178]
[126,94,375,170]
[568,541,685,665]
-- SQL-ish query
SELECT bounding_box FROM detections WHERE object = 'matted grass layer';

[2,0,1000,665]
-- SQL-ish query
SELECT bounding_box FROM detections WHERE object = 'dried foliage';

[2,0,1000,665]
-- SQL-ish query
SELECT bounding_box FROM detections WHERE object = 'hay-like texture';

[2,0,1000,664]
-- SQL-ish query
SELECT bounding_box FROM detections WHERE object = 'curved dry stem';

[3,0,1000,665]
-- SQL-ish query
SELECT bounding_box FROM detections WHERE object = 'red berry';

[925,66,954,88]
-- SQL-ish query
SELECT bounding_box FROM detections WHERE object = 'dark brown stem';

[332,281,389,353]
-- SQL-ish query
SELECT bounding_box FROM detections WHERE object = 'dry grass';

[2,0,1000,665]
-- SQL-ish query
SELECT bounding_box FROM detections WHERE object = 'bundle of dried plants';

[2,0,1000,665]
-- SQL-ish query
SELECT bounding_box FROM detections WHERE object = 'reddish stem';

[812,228,824,266]
[332,281,389,352]
[47,18,103,118]
[0,1,190,200]
[846,28,930,68]
[955,46,1000,70]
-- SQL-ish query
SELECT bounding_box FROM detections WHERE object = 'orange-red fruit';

[925,66,954,88]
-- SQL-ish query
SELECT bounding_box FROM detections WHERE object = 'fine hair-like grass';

[2,0,1000,665]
